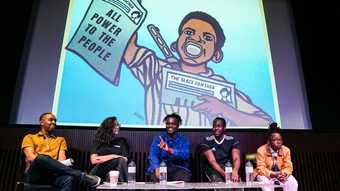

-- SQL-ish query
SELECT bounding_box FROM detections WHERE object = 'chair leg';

[14,181,24,191]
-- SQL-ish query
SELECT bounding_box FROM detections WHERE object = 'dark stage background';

[0,2,339,190]
[1,0,339,131]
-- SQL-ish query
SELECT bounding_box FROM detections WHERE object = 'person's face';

[112,121,120,135]
[165,117,179,135]
[212,119,225,137]
[40,114,57,132]
[177,19,217,65]
[270,133,283,151]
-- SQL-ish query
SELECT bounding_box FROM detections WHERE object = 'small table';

[96,181,283,190]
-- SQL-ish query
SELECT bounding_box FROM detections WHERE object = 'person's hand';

[119,156,128,161]
[192,95,235,118]
[155,168,160,181]
[270,171,280,179]
[277,172,288,182]
[159,136,169,151]
[231,170,239,182]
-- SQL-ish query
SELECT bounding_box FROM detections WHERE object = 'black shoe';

[83,174,101,187]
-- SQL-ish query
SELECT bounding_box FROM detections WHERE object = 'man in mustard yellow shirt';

[255,123,298,191]
[22,112,101,190]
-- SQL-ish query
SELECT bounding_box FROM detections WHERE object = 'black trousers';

[204,165,243,191]
[147,166,191,182]
[90,158,128,182]
[204,165,225,182]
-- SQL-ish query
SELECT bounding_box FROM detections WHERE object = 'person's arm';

[231,148,241,182]
[256,147,273,178]
[148,137,161,180]
[89,141,127,165]
[160,137,190,160]
[23,147,37,162]
[193,96,270,126]
[58,137,68,161]
[203,149,226,179]
[121,138,130,158]
[58,150,67,161]
[124,33,139,65]
[22,135,37,162]
[281,147,293,176]
[173,137,190,160]
[90,153,127,165]
[277,147,293,182]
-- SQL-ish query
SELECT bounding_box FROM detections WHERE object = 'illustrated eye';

[204,34,213,41]
[184,28,194,36]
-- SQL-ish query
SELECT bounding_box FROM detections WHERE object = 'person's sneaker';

[82,174,101,187]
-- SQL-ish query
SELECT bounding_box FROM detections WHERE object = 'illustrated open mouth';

[183,42,203,58]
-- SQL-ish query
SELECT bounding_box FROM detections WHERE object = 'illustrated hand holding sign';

[67,0,147,85]
[161,67,236,108]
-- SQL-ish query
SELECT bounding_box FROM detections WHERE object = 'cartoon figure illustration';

[220,88,232,104]
[130,11,142,24]
[123,11,272,126]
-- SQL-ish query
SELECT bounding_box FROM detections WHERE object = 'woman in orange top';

[256,122,298,191]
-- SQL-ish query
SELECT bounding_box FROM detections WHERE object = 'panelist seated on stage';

[89,116,129,183]
[146,113,191,182]
[21,112,101,190]
[199,117,241,182]
[255,122,298,191]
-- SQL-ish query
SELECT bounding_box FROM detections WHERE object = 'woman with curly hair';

[89,116,129,183]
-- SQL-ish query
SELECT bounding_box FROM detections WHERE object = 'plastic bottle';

[128,160,136,184]
[245,160,254,185]
[225,161,232,184]
[159,160,167,185]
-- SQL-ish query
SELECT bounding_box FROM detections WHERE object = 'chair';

[14,152,59,191]
[245,153,283,191]
[15,182,58,191]
[245,153,257,171]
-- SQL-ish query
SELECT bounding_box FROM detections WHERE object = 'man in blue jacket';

[146,113,191,182]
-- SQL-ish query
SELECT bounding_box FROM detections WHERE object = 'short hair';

[39,112,55,121]
[178,11,226,51]
[213,117,226,128]
[163,113,182,125]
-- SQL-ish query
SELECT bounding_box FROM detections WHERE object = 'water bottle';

[225,161,232,184]
[128,160,136,184]
[159,160,167,185]
[245,160,254,185]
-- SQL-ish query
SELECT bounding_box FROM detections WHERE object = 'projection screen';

[12,0,311,129]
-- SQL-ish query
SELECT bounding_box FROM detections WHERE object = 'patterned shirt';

[127,47,271,126]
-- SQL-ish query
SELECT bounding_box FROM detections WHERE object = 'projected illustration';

[54,0,280,128]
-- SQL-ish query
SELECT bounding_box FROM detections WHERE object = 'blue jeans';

[25,155,82,191]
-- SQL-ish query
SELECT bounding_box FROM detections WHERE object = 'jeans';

[25,155,82,191]
[90,157,128,182]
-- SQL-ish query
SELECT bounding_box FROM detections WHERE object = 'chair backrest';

[244,153,257,181]
[14,150,58,191]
